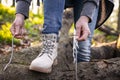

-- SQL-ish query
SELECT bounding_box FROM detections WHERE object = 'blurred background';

[0,0,119,54]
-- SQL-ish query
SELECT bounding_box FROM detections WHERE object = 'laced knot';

[38,34,57,59]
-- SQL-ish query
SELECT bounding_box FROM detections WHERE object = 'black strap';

[65,0,73,9]
[37,0,40,6]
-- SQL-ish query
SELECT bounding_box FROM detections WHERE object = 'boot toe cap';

[29,57,53,71]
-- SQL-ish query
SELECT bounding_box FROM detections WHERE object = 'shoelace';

[39,40,54,58]
[74,41,78,80]
[73,31,78,80]
[4,36,14,71]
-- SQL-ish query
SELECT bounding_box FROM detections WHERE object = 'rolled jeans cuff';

[42,26,60,34]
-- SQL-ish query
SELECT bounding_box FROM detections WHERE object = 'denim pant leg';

[42,0,65,34]
[73,1,99,62]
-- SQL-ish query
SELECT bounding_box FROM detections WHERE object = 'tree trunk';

[12,0,15,7]
[117,1,120,32]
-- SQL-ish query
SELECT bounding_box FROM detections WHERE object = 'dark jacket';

[65,0,114,28]
[16,0,114,28]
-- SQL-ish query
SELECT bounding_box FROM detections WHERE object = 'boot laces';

[38,37,56,60]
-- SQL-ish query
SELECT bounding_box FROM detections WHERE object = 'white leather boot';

[29,34,58,73]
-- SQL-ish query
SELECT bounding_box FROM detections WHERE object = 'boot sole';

[29,66,52,73]
[29,58,57,73]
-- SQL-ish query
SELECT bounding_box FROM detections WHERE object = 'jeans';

[42,0,65,34]
[42,0,98,62]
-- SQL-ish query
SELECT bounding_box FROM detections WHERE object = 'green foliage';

[24,4,44,39]
[0,22,20,44]
[0,4,15,23]
[0,4,44,44]
[69,23,74,35]
[105,35,118,42]
[0,4,18,44]
[24,11,44,40]
[94,29,117,42]
[94,29,105,35]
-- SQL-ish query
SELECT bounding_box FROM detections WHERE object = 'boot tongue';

[42,34,58,42]
[41,34,58,57]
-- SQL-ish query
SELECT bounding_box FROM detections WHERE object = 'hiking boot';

[29,34,58,73]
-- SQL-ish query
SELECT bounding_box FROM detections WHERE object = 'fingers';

[76,24,91,41]
[15,25,21,36]
[10,24,26,39]
[76,25,81,39]
[15,27,26,39]
[10,23,15,36]
[10,15,25,39]
[77,29,90,41]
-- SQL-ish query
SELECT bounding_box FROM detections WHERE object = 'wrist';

[16,14,25,20]
[79,16,89,23]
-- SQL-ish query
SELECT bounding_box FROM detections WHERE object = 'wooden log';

[0,45,120,80]
[0,36,120,80]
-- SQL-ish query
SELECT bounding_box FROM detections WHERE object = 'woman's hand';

[10,14,26,39]
[76,16,91,41]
